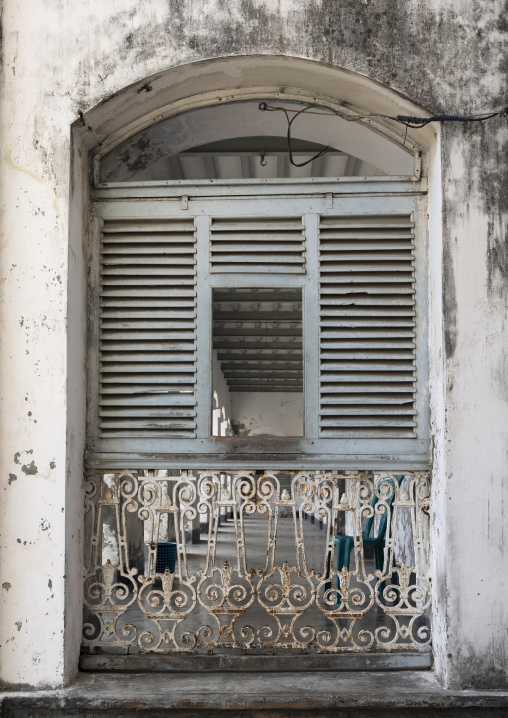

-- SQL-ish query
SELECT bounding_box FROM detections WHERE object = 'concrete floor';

[188,512,329,576]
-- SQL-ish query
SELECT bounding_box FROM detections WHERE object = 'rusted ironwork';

[83,470,431,654]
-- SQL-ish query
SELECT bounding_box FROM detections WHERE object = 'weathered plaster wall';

[0,0,507,691]
[439,121,508,689]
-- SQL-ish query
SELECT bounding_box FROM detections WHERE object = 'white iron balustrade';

[83,471,431,655]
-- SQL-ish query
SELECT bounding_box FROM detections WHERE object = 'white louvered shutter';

[89,187,428,467]
[210,217,305,273]
[98,219,197,438]
[318,214,417,438]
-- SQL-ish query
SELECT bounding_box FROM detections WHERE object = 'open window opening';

[97,100,415,185]
[212,287,303,438]
[82,80,431,666]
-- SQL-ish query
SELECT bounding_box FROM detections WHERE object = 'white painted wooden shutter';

[89,185,428,467]
[318,214,417,438]
[210,216,305,273]
[99,218,197,438]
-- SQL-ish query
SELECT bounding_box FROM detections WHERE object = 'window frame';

[86,177,429,471]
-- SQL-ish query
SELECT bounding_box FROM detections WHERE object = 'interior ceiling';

[212,288,303,393]
[163,134,367,180]
[133,136,380,181]
[99,100,414,183]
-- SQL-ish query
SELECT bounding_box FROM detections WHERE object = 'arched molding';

[75,55,437,185]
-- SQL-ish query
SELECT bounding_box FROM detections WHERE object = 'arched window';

[87,100,428,470]
[81,79,431,664]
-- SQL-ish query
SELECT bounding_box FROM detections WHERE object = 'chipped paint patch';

[21,461,38,476]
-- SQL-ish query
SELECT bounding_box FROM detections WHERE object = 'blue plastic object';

[332,475,404,598]
[153,541,177,573]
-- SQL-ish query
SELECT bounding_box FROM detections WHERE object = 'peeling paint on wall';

[21,461,38,476]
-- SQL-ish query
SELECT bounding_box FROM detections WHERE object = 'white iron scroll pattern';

[82,471,431,654]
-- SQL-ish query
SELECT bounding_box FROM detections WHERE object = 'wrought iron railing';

[82,470,431,655]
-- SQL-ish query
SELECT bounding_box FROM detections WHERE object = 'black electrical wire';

[259,101,508,167]
[394,111,503,128]
[260,103,332,167]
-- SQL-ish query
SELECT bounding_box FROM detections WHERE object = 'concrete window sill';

[1,670,508,716]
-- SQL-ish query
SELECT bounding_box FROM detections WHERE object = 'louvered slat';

[210,217,305,273]
[319,214,417,438]
[99,218,196,438]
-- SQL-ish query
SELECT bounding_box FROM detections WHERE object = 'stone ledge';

[1,670,508,716]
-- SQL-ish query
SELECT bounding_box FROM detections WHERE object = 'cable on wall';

[258,101,508,167]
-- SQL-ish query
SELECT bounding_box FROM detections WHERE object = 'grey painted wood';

[87,182,429,466]
[210,216,305,273]
[97,217,197,440]
[85,451,431,470]
[195,215,211,438]
[86,209,102,451]
[318,213,419,439]
[80,652,432,672]
[303,213,320,439]
[92,176,427,198]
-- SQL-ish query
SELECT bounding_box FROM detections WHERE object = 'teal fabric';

[331,475,404,601]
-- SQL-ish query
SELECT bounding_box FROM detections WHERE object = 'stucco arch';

[75,55,437,183]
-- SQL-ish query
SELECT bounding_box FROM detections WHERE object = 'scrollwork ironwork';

[82,470,431,654]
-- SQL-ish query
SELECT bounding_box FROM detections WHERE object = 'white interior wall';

[230,392,304,437]
[212,351,304,437]
[212,350,233,437]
